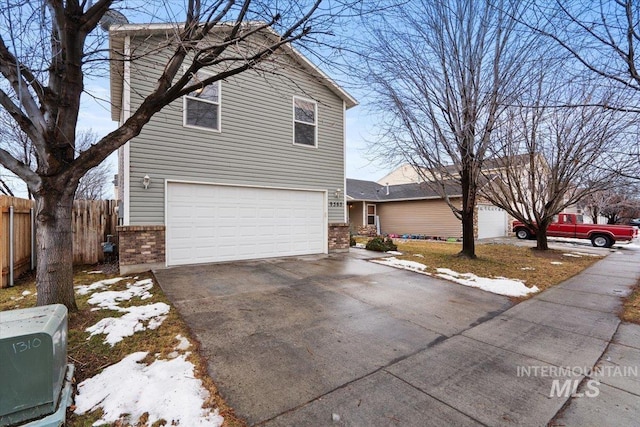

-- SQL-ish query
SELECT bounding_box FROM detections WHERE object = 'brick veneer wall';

[329,223,350,252]
[357,225,377,236]
[117,225,166,274]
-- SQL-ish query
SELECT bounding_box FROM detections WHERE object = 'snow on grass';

[563,253,582,258]
[386,250,403,255]
[371,257,430,274]
[175,334,191,351]
[413,254,425,258]
[86,303,170,346]
[570,252,602,257]
[86,278,154,311]
[74,351,224,427]
[354,243,366,249]
[86,270,103,274]
[550,261,564,265]
[83,277,168,346]
[21,290,31,296]
[76,277,126,295]
[168,334,193,359]
[435,268,539,297]
[520,267,535,271]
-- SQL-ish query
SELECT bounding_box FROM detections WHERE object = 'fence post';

[30,207,35,271]
[9,205,14,287]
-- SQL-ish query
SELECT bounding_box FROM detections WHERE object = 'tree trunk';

[458,163,476,259]
[460,208,476,258]
[34,190,77,311]
[535,225,549,250]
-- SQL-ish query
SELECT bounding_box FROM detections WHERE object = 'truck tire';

[515,228,531,240]
[591,234,613,248]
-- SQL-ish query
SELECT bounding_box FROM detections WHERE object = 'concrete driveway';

[155,250,512,425]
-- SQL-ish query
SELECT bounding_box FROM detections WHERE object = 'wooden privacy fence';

[72,199,118,265]
[0,196,118,287]
[0,197,34,288]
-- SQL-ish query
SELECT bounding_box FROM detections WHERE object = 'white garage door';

[477,204,508,239]
[166,182,326,266]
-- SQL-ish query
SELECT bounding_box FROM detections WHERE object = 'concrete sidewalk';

[264,248,640,426]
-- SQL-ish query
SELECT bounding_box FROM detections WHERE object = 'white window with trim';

[183,72,221,131]
[293,96,317,147]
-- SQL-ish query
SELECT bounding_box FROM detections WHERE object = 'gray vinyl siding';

[125,36,346,225]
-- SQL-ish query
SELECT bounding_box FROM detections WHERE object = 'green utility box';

[0,305,69,426]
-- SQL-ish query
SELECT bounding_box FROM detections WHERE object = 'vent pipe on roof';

[386,182,389,195]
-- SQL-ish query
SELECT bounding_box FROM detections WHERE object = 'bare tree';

[581,190,615,224]
[532,0,640,178]
[0,121,113,199]
[583,189,640,224]
[481,74,631,249]
[0,1,359,309]
[0,112,35,198]
[359,0,538,258]
[74,130,113,200]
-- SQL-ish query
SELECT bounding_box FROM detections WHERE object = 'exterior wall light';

[142,174,151,189]
[334,188,343,199]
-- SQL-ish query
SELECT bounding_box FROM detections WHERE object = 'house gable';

[109,23,357,121]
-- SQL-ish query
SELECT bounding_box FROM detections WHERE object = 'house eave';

[347,195,462,203]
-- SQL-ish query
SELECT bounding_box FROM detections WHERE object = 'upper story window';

[183,73,220,131]
[293,96,317,147]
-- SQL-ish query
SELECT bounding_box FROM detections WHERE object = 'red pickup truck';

[513,213,639,248]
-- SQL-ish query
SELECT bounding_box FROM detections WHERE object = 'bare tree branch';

[358,0,539,257]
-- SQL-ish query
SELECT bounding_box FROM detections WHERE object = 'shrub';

[365,236,398,252]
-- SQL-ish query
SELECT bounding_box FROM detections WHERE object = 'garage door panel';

[167,183,326,266]
[477,204,508,239]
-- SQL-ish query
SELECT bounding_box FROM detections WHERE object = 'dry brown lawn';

[360,238,602,301]
[0,267,246,427]
[621,280,640,324]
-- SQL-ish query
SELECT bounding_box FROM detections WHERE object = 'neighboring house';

[110,24,357,273]
[346,178,465,239]
[377,157,530,186]
[348,162,513,239]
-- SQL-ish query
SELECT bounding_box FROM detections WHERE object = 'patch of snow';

[563,253,582,258]
[621,242,640,251]
[76,277,126,296]
[21,290,31,296]
[87,270,103,274]
[354,243,366,249]
[413,254,425,258]
[86,303,170,346]
[520,267,535,271]
[74,352,223,427]
[175,334,191,351]
[570,252,602,257]
[386,250,403,255]
[435,268,539,297]
[550,261,563,265]
[87,279,154,311]
[548,237,588,245]
[371,257,430,275]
